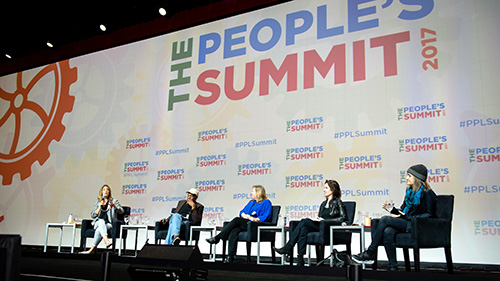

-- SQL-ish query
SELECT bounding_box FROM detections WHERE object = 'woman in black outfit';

[352,164,437,272]
[273,179,347,266]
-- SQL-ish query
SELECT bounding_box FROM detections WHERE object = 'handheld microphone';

[102,195,108,209]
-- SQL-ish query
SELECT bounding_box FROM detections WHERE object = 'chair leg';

[315,245,324,265]
[246,242,251,263]
[112,238,116,252]
[270,241,276,263]
[222,240,227,261]
[373,248,378,271]
[80,238,86,251]
[403,248,411,271]
[346,243,351,255]
[413,248,420,272]
[444,247,453,273]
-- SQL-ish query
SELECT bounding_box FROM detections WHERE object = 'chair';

[154,208,203,245]
[288,201,356,265]
[80,206,131,252]
[222,205,281,263]
[372,195,454,273]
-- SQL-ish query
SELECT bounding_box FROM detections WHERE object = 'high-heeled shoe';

[206,236,220,244]
[272,245,291,255]
[223,256,235,263]
[79,247,96,254]
[296,255,305,266]
[105,241,113,248]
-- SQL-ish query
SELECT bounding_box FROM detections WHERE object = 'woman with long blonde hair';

[80,184,124,254]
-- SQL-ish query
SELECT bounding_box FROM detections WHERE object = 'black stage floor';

[19,246,500,281]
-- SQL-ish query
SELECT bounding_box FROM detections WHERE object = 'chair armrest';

[155,220,169,232]
[81,219,93,236]
[247,220,273,232]
[411,217,451,247]
[111,220,127,238]
[370,218,380,239]
[289,220,300,234]
[245,220,273,241]
[318,220,345,242]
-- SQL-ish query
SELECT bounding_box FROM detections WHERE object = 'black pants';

[216,217,248,256]
[286,218,320,256]
[368,216,408,267]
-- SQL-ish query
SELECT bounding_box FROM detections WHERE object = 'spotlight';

[5,54,12,59]
[159,7,167,16]
[46,41,54,48]
[100,24,106,32]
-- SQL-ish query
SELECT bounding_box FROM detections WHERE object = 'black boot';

[206,236,220,244]
[296,255,305,266]
[273,244,292,255]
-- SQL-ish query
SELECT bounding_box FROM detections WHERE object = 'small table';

[44,223,80,253]
[330,225,366,268]
[189,225,217,262]
[257,226,286,265]
[118,224,149,257]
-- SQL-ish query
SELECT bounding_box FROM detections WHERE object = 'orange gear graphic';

[0,60,77,185]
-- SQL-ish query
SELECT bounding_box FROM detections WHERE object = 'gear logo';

[0,60,77,185]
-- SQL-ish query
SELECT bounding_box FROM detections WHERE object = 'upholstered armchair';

[154,208,202,245]
[222,205,281,263]
[372,195,454,273]
[288,201,356,265]
[80,206,131,252]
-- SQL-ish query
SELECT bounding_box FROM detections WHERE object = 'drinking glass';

[385,199,395,212]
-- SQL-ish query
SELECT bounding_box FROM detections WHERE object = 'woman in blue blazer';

[206,185,272,263]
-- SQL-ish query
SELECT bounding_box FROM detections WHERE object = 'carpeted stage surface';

[19,246,499,281]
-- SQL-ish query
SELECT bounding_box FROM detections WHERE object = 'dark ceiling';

[0,0,288,76]
[0,1,189,58]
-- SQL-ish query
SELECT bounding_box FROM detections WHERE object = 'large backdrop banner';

[0,0,499,264]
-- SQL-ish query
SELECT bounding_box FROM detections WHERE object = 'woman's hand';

[108,200,116,209]
[100,199,107,207]
[382,201,389,210]
[241,213,250,219]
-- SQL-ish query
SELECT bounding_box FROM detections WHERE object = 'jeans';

[165,213,187,245]
[216,217,248,256]
[93,219,112,247]
[287,218,320,256]
[368,216,408,267]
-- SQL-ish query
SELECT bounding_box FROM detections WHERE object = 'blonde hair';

[252,185,268,202]
[97,184,113,201]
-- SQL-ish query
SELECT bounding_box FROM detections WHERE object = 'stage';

[19,245,499,281]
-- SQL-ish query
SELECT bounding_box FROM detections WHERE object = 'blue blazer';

[239,199,272,222]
